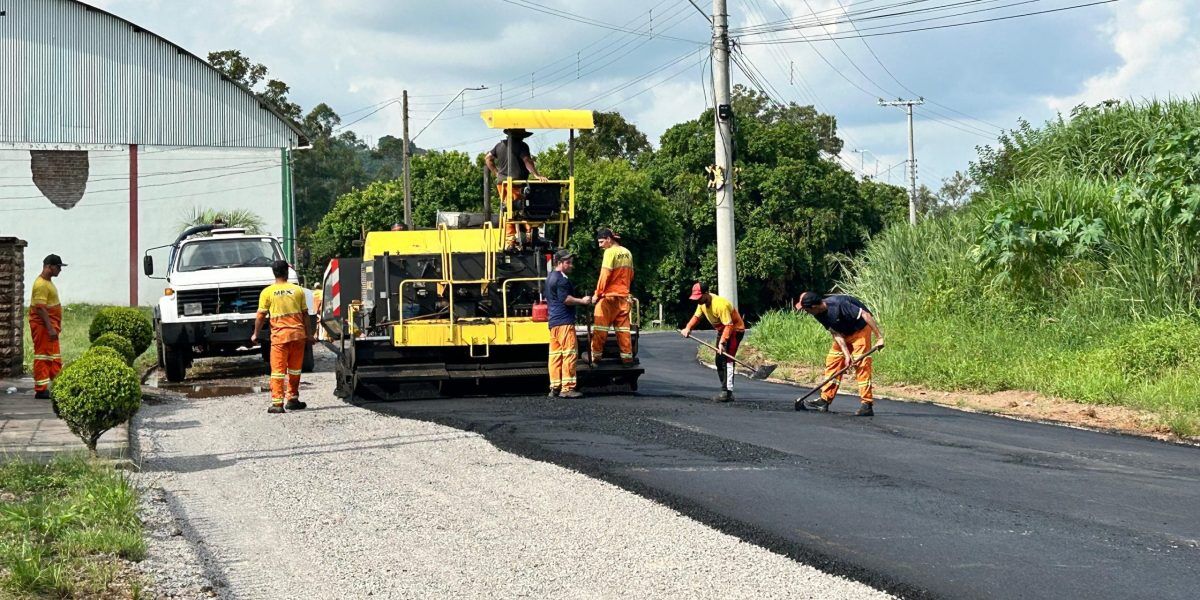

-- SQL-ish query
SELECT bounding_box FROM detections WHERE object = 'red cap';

[688,282,707,300]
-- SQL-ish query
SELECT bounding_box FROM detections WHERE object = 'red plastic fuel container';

[532,301,549,322]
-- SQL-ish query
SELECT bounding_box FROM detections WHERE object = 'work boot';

[854,402,875,417]
[285,400,307,410]
[560,390,584,399]
[548,388,560,398]
[268,404,285,414]
[712,389,733,403]
[34,390,50,400]
[803,398,831,412]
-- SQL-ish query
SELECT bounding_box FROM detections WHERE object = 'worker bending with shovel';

[680,282,746,402]
[794,292,884,416]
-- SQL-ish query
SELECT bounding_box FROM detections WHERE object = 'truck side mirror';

[143,255,154,276]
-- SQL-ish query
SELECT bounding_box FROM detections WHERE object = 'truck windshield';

[176,239,282,272]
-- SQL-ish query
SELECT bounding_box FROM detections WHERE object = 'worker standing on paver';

[484,128,549,249]
[29,254,65,400]
[545,249,592,398]
[680,282,746,402]
[251,260,313,414]
[590,228,634,365]
[794,292,885,416]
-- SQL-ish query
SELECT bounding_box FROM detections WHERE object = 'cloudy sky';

[89,0,1200,189]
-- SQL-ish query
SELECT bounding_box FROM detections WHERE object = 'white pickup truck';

[143,225,314,382]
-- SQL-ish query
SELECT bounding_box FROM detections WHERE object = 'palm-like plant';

[178,207,266,235]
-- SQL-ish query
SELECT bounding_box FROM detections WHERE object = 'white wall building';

[0,0,306,305]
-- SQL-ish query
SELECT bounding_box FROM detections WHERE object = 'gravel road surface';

[133,350,891,599]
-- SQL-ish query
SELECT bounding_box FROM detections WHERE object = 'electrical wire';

[495,0,703,44]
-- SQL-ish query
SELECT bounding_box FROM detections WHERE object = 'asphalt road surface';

[362,333,1200,600]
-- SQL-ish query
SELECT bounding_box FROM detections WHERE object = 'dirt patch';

[712,349,1197,445]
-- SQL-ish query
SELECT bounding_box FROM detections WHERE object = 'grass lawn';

[748,311,1200,438]
[0,456,146,598]
[21,305,156,374]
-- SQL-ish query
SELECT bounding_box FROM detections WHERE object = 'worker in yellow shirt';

[29,254,66,399]
[680,282,746,402]
[251,260,313,414]
[590,228,635,365]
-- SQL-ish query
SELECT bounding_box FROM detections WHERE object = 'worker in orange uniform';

[484,128,548,249]
[545,249,592,398]
[680,282,746,402]
[794,292,885,417]
[251,260,313,414]
[590,228,635,365]
[29,254,66,399]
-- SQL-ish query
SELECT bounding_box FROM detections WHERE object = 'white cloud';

[1046,0,1200,111]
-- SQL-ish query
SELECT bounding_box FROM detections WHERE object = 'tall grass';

[746,98,1200,437]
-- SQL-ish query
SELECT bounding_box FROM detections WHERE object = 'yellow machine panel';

[363,228,503,259]
[480,109,595,130]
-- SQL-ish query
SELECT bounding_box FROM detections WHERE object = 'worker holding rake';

[794,292,885,416]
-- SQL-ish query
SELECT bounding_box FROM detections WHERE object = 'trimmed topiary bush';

[91,333,135,366]
[82,345,125,364]
[52,353,142,456]
[89,307,153,357]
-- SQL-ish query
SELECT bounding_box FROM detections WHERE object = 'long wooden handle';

[795,345,883,403]
[686,333,752,369]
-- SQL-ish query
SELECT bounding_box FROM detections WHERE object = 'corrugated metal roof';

[0,0,307,148]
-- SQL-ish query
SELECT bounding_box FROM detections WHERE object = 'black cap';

[43,254,66,267]
[503,128,534,139]
[595,227,620,241]
[553,249,575,264]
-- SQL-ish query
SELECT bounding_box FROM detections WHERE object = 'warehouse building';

[0,0,307,305]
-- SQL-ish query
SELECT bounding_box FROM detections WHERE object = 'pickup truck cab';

[144,225,314,382]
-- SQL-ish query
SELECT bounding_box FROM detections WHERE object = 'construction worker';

[590,228,634,365]
[29,254,65,399]
[680,282,745,402]
[484,128,548,249]
[794,292,885,416]
[545,249,593,399]
[251,260,313,414]
[390,222,408,231]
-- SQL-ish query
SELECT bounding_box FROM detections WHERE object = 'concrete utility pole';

[878,98,924,225]
[712,0,738,306]
[402,90,413,229]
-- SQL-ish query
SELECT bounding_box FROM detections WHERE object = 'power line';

[686,0,712,23]
[738,0,1119,43]
[495,0,704,44]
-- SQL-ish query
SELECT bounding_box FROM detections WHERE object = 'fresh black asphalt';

[359,333,1200,599]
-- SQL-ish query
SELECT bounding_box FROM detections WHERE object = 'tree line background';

[210,50,970,325]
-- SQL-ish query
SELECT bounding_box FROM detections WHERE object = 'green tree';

[575,111,652,163]
[294,103,370,231]
[207,49,301,120]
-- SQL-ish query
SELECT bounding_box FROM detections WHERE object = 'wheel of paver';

[163,346,188,383]
[333,360,352,398]
[301,343,315,373]
[627,375,639,392]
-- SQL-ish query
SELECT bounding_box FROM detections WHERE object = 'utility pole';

[402,90,413,228]
[878,98,924,225]
[712,0,738,306]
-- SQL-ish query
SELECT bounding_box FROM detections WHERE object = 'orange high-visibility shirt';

[594,245,634,298]
[257,283,309,343]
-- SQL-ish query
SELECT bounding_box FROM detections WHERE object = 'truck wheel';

[302,343,315,373]
[163,346,188,383]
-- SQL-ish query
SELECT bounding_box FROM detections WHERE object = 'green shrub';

[90,333,135,366]
[88,307,153,357]
[51,354,141,456]
[82,345,124,365]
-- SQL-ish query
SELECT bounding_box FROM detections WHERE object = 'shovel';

[793,345,883,411]
[684,333,778,380]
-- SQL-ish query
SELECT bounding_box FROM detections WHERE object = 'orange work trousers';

[270,339,305,406]
[29,307,62,393]
[821,326,874,404]
[591,296,633,364]
[548,324,578,392]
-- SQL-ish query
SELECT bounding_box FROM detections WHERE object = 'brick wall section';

[0,237,28,377]
[30,150,90,210]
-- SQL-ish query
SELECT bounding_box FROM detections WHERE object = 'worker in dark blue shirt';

[545,249,593,398]
[795,292,885,416]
